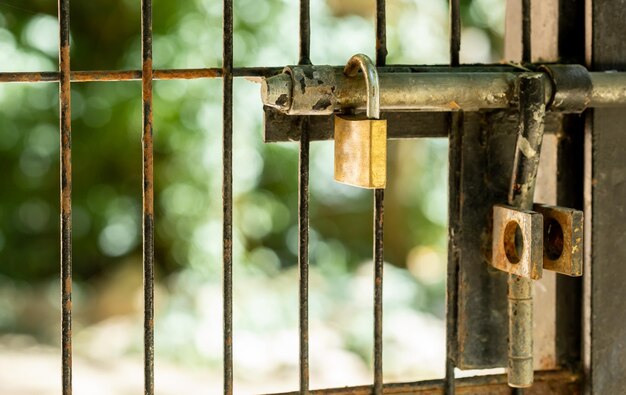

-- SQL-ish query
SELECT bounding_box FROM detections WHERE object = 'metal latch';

[489,73,583,388]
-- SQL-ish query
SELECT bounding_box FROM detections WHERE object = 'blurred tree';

[0,0,504,319]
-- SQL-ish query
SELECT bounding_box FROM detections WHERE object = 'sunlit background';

[0,0,505,393]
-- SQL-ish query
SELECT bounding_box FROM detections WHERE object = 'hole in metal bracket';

[545,218,564,260]
[504,221,524,264]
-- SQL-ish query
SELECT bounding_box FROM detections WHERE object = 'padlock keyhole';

[545,218,564,260]
[504,221,524,264]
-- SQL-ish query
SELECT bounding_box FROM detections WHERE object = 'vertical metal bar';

[298,1,311,394]
[373,190,384,395]
[554,0,585,371]
[507,74,546,390]
[445,1,461,394]
[58,0,72,394]
[522,0,531,62]
[445,115,462,395]
[298,120,310,395]
[512,2,534,391]
[141,0,155,394]
[373,3,386,394]
[586,3,626,393]
[299,0,311,65]
[375,0,388,67]
[223,0,234,392]
[449,0,461,67]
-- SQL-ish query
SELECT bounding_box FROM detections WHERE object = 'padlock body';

[334,114,387,189]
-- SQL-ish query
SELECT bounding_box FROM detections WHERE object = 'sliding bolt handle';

[507,73,546,388]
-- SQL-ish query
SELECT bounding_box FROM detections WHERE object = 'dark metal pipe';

[522,0,531,63]
[298,0,311,393]
[376,0,388,67]
[299,0,311,65]
[373,188,385,395]
[298,119,310,395]
[445,112,463,395]
[449,0,460,67]
[223,0,234,393]
[374,5,386,393]
[445,1,461,393]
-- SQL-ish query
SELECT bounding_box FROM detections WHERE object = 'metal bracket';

[534,204,584,277]
[492,204,544,280]
[491,204,584,278]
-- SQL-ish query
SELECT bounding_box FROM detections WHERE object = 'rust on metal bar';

[262,369,580,395]
[1,71,59,82]
[58,0,72,394]
[141,0,155,394]
[0,67,282,83]
[223,0,234,393]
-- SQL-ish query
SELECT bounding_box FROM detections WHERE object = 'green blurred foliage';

[0,0,505,317]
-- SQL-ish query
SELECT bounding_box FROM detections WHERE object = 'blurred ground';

[0,262,446,394]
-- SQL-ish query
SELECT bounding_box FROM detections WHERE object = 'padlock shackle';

[344,54,380,119]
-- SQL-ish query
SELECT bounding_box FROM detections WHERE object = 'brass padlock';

[334,54,387,189]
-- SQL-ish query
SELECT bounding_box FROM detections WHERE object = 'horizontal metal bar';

[0,64,529,84]
[0,65,523,84]
[8,63,622,112]
[260,370,580,395]
[0,67,282,83]
[264,107,563,142]
[589,72,626,107]
[262,65,626,114]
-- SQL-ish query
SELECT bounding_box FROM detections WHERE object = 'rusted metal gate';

[3,0,626,394]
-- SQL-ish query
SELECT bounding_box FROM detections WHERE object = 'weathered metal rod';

[506,73,546,388]
[588,72,626,107]
[261,65,626,114]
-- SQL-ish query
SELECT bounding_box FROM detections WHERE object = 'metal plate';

[587,1,626,393]
[263,107,563,142]
[491,204,543,280]
[454,111,510,369]
[534,204,583,276]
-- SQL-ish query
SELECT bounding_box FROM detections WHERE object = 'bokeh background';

[0,0,505,393]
